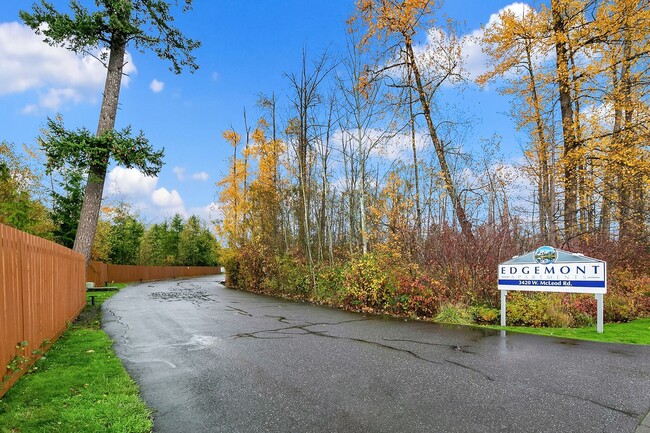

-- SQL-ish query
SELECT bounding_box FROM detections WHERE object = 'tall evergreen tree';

[21,0,200,264]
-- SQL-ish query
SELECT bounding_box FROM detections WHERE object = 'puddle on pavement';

[188,335,222,348]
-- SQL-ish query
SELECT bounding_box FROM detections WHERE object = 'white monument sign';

[498,246,607,333]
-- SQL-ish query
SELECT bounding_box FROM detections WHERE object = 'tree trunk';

[525,42,555,244]
[599,62,618,238]
[342,134,356,255]
[243,109,250,194]
[358,126,369,255]
[551,0,578,240]
[405,40,473,240]
[618,31,635,239]
[408,78,422,253]
[73,35,126,264]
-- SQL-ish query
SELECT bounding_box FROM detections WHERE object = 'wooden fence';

[0,224,85,398]
[86,261,223,286]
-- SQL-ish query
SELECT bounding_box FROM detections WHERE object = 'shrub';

[561,294,597,317]
[423,225,518,308]
[313,264,345,302]
[559,294,597,327]
[545,303,574,328]
[236,243,271,292]
[610,272,650,318]
[505,292,550,327]
[223,233,650,327]
[391,273,439,318]
[470,306,500,325]
[341,253,394,311]
[604,293,638,323]
[435,302,472,325]
[573,312,595,327]
[276,254,310,296]
[638,291,650,318]
[221,248,241,289]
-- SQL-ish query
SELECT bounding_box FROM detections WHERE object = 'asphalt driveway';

[102,276,650,433]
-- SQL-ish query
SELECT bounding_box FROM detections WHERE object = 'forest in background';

[0,140,219,267]
[216,0,650,326]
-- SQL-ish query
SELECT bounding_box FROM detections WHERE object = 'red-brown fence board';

[0,224,85,398]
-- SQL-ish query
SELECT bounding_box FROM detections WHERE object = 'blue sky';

[0,1,532,225]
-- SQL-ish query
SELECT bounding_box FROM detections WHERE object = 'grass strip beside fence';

[0,289,152,433]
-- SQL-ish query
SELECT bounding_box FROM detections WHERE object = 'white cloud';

[408,3,536,83]
[172,166,186,181]
[330,175,352,193]
[149,188,186,220]
[487,2,534,26]
[104,167,217,225]
[207,203,225,228]
[37,87,85,110]
[149,78,164,93]
[107,167,158,197]
[191,171,209,181]
[173,167,209,182]
[21,104,38,115]
[459,30,488,80]
[152,187,184,208]
[0,21,136,111]
[188,202,220,224]
[459,3,536,80]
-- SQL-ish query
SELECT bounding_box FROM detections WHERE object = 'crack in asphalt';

[265,315,289,323]
[235,332,292,340]
[226,306,253,316]
[229,311,497,380]
[443,359,495,381]
[383,338,478,354]
[313,332,444,366]
[381,339,493,380]
[233,320,508,380]
[529,386,641,420]
[233,322,339,339]
[357,338,640,413]
[234,319,443,366]
[104,306,131,345]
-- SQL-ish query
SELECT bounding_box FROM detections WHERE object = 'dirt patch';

[74,305,102,329]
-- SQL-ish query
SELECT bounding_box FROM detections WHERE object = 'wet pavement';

[102,276,650,433]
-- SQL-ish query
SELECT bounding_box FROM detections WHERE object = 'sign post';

[498,246,607,333]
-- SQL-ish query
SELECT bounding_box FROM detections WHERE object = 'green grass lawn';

[0,288,153,433]
[485,318,650,345]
